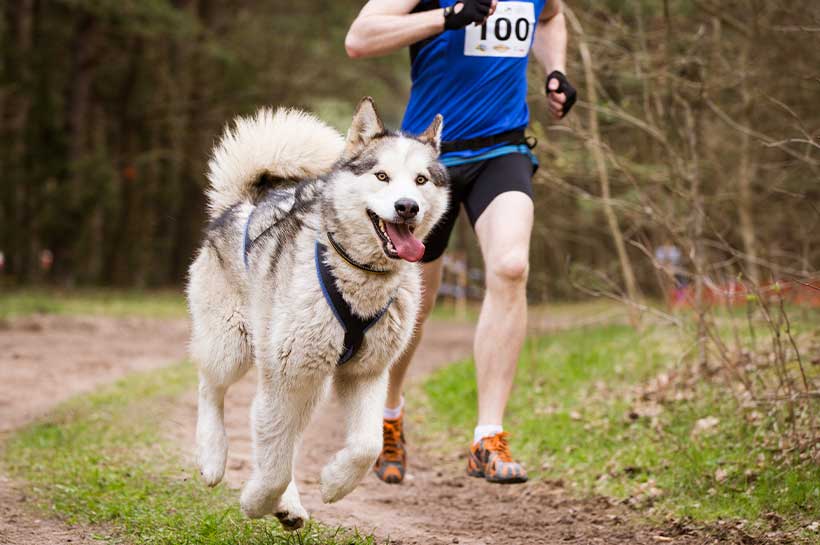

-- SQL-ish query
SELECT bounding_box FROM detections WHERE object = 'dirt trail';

[173,316,702,545]
[0,315,189,545]
[1,312,705,545]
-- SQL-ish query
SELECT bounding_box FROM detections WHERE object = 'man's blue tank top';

[401,0,546,164]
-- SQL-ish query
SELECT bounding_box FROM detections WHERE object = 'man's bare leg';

[473,192,533,428]
[374,258,444,483]
[385,257,445,409]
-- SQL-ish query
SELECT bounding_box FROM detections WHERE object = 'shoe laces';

[382,419,404,462]
[483,431,514,463]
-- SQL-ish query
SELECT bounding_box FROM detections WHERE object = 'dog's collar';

[325,232,391,275]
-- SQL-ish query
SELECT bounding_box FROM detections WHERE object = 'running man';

[345,0,576,484]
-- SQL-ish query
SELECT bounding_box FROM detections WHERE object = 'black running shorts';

[421,152,535,263]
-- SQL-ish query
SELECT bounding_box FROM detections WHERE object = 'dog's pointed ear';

[418,114,444,157]
[343,97,385,159]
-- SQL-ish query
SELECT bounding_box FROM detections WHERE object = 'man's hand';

[444,0,494,30]
[545,70,577,120]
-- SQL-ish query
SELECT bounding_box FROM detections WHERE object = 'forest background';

[1,0,818,302]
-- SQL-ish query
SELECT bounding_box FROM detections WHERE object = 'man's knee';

[418,282,439,322]
[487,250,529,289]
[415,261,443,322]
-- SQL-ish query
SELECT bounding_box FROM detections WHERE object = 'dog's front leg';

[240,366,325,520]
[320,369,388,503]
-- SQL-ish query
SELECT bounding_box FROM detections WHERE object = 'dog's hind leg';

[320,370,388,504]
[189,249,254,487]
[196,359,250,487]
[240,366,325,521]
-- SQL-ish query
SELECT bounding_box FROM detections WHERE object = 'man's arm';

[531,0,573,119]
[345,0,445,59]
[345,0,496,59]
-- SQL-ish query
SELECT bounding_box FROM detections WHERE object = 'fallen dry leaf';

[691,416,720,439]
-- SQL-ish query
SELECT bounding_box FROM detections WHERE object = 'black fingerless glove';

[545,70,577,118]
[444,0,492,30]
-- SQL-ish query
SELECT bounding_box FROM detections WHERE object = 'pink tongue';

[385,222,425,262]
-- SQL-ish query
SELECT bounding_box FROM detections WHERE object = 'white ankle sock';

[473,424,503,444]
[383,397,404,420]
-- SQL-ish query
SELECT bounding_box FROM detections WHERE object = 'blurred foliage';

[0,288,187,318]
[0,0,408,287]
[1,0,817,300]
[520,0,820,301]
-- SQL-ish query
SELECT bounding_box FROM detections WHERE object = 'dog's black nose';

[394,198,419,219]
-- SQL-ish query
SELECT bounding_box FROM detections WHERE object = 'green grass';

[1,289,476,323]
[428,297,626,325]
[0,289,187,319]
[2,362,379,545]
[421,323,820,528]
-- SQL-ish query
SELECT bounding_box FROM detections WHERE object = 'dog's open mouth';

[367,210,425,263]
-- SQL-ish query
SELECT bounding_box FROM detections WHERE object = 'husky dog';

[187,97,448,529]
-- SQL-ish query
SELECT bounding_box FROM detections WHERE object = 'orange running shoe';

[373,414,406,484]
[467,431,528,484]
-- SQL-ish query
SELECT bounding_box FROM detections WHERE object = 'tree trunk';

[101,35,144,285]
[167,0,207,284]
[60,13,100,284]
[737,41,760,284]
[565,8,641,326]
[2,0,35,280]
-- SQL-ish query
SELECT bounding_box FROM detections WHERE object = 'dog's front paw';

[275,483,308,530]
[320,474,344,504]
[240,479,277,519]
[320,445,381,503]
[275,507,308,531]
[320,462,361,504]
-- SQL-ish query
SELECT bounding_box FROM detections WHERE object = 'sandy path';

[0,315,189,545]
[171,317,702,545]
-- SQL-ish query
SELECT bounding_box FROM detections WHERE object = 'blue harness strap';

[314,241,393,365]
[244,209,391,365]
[241,209,254,270]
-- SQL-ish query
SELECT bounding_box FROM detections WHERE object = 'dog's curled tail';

[205,107,345,218]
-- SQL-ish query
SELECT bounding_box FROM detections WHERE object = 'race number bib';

[463,1,535,58]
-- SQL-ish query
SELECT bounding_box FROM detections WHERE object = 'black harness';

[440,128,535,154]
[242,210,393,366]
[314,241,393,365]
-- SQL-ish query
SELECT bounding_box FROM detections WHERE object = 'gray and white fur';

[187,97,448,529]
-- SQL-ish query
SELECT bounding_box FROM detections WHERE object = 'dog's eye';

[375,171,389,182]
[415,175,428,185]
